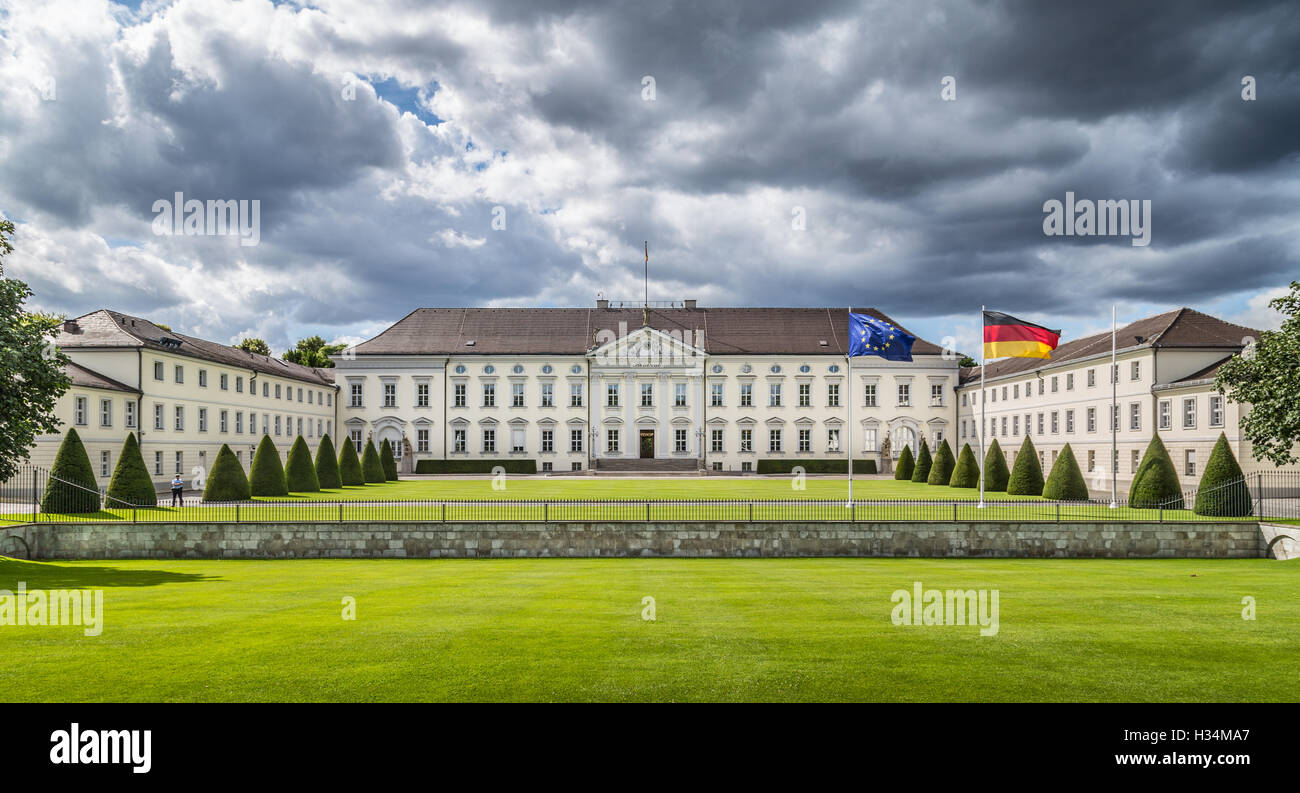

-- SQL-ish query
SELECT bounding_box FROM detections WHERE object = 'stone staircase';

[592,458,701,474]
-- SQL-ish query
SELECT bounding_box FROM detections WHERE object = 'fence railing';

[3,466,1296,526]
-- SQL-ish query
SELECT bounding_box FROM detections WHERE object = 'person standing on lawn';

[170,474,184,507]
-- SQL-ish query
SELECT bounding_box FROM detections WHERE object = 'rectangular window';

[100,399,112,427]
[740,383,753,407]
[1131,361,1141,381]
[1086,407,1097,433]
[711,428,724,453]
[540,383,554,407]
[174,451,184,476]
[1088,450,1096,472]
[198,407,208,432]
[453,429,466,453]
[198,369,207,388]
[1087,369,1096,387]
[263,382,269,397]
[1185,449,1196,477]
[100,450,110,477]
[740,428,753,453]
[769,383,783,407]
[1129,402,1141,431]
[541,429,554,453]
[569,429,583,453]
[675,382,687,407]
[512,383,525,407]
[798,383,811,407]
[454,383,467,407]
[1182,398,1196,429]
[511,428,525,453]
[274,415,281,436]
[768,429,783,452]
[1051,376,1059,393]
[1037,413,1044,435]
[865,384,877,407]
[383,383,396,408]
[297,388,303,403]
[1065,409,1074,433]
[607,384,620,407]
[1132,449,1141,473]
[675,429,688,453]
[417,383,430,407]
[897,384,910,406]
[483,383,496,407]
[220,373,229,390]
[417,429,430,453]
[798,428,811,452]
[125,401,136,429]
[569,383,583,407]
[710,383,724,407]
[1209,395,1224,427]
[827,428,840,452]
[236,376,243,393]
[153,361,164,381]
[274,384,281,399]
[174,405,185,431]
[350,383,363,407]
[1066,373,1074,390]
[1013,415,1020,436]
[1159,400,1172,430]
[930,384,944,407]
[74,396,87,426]
[606,429,620,454]
[1050,411,1059,434]
[864,429,878,452]
[827,383,840,408]
[154,450,162,476]
[483,429,496,453]
[641,383,654,407]
[1001,416,1008,436]
[262,414,269,435]
[1038,380,1045,396]
[235,412,243,434]
[350,429,363,453]
[296,417,303,437]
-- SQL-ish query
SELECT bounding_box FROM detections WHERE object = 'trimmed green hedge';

[1193,433,1252,517]
[414,459,539,474]
[203,444,251,502]
[106,432,157,506]
[1043,443,1090,500]
[894,445,914,481]
[285,436,321,493]
[249,435,288,497]
[1130,434,1184,509]
[41,427,100,513]
[361,440,386,484]
[338,439,365,486]
[314,433,341,489]
[927,439,955,485]
[756,459,878,475]
[379,439,399,481]
[1006,436,1043,496]
[911,439,932,483]
[984,439,1010,492]
[950,443,979,488]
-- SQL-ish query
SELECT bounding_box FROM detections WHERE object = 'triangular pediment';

[588,325,706,368]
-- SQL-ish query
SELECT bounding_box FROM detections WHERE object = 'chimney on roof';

[596,298,609,309]
[63,320,80,333]
[684,299,697,310]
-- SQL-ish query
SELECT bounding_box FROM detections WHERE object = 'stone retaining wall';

[1,521,1266,559]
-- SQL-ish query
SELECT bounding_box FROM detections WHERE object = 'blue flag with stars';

[849,311,916,361]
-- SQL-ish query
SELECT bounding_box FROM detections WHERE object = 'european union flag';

[849,311,916,361]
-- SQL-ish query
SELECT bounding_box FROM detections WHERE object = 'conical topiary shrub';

[106,432,157,507]
[984,438,1010,492]
[361,439,386,484]
[911,439,932,483]
[1006,436,1044,496]
[950,443,979,488]
[338,437,365,486]
[927,439,955,485]
[40,427,100,513]
[249,435,288,497]
[1043,443,1089,500]
[894,445,915,481]
[1129,434,1183,509]
[315,433,341,489]
[203,444,251,502]
[379,438,399,481]
[1194,433,1252,517]
[285,436,321,493]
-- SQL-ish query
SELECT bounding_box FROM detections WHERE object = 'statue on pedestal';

[879,434,892,475]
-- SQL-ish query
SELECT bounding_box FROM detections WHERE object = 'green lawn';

[5,477,1248,524]
[1,556,1294,702]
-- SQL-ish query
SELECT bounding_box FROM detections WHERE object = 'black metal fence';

[3,465,1296,525]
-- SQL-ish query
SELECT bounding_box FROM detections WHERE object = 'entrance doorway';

[639,430,655,458]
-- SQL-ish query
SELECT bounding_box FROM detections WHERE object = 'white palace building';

[26,300,1297,494]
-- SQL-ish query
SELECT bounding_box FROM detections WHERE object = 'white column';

[624,372,636,457]
[658,372,670,456]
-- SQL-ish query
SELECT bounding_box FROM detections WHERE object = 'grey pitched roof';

[63,361,141,394]
[57,310,336,387]
[350,306,945,357]
[958,308,1259,386]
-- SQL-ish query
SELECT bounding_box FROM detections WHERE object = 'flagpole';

[846,308,854,509]
[1110,304,1118,509]
[978,305,986,509]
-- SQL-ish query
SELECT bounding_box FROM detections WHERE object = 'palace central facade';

[334,302,958,472]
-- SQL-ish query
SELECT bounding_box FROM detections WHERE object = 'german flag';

[983,311,1061,360]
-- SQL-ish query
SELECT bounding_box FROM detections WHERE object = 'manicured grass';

[1,556,1294,702]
